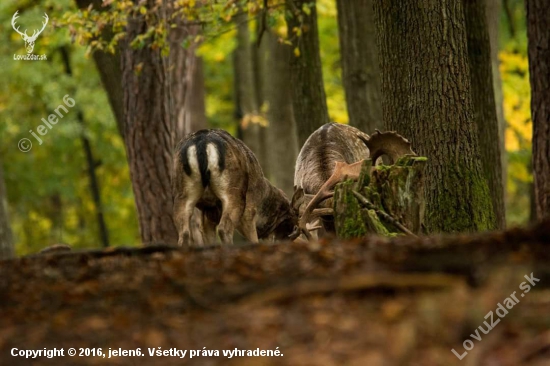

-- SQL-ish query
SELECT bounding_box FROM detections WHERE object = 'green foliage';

[0,0,138,254]
[498,0,532,225]
[0,0,533,255]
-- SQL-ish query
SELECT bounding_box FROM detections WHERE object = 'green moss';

[334,180,369,239]
[334,156,429,238]
[425,163,496,233]
[364,209,391,235]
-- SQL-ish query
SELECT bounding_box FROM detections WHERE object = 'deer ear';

[366,130,415,165]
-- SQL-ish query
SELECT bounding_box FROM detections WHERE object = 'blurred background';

[0,0,532,254]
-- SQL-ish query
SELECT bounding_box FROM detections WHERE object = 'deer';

[291,123,415,240]
[172,129,297,247]
[11,11,48,54]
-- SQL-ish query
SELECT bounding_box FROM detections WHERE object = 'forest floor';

[1,222,550,366]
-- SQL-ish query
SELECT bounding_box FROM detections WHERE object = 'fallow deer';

[292,123,415,240]
[173,129,296,246]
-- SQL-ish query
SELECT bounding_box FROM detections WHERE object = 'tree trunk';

[0,159,14,260]
[374,0,496,233]
[60,47,110,248]
[286,0,330,146]
[74,0,124,137]
[336,0,383,133]
[234,12,267,170]
[485,0,507,207]
[182,56,207,133]
[527,0,550,220]
[263,31,299,197]
[121,2,178,245]
[48,193,63,244]
[463,0,506,229]
[171,23,207,141]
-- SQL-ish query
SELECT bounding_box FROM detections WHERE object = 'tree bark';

[527,0,550,220]
[286,0,330,146]
[0,159,14,260]
[263,31,299,197]
[181,56,207,133]
[485,0,507,207]
[336,0,382,133]
[171,22,207,141]
[463,0,506,229]
[121,2,179,245]
[374,0,496,233]
[234,12,267,170]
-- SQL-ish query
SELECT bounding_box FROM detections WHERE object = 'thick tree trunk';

[336,0,382,133]
[263,31,299,197]
[0,159,14,260]
[234,12,267,170]
[527,0,550,220]
[286,0,330,146]
[121,3,178,245]
[463,0,506,229]
[374,0,496,233]
[485,0,507,204]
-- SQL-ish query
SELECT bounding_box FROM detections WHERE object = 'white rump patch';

[187,145,199,175]
[206,143,219,172]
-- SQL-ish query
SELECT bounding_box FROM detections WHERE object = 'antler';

[293,160,365,240]
[11,11,27,38]
[28,13,49,40]
[366,130,416,165]
[293,131,416,241]
[11,11,48,41]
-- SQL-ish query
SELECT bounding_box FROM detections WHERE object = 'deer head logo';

[12,11,49,54]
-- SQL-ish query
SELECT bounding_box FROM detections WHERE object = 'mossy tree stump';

[334,156,427,239]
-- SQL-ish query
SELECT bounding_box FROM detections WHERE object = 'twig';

[256,0,268,48]
[311,208,333,218]
[351,190,418,238]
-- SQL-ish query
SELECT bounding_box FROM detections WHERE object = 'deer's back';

[294,123,370,194]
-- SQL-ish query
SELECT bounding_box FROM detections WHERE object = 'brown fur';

[292,123,415,239]
[173,129,296,246]
[294,123,371,196]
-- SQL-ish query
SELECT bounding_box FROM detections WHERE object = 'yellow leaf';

[294,47,300,57]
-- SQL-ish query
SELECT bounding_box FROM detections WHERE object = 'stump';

[334,156,427,239]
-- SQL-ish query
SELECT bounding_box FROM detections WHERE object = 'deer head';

[12,11,49,54]
[291,124,416,240]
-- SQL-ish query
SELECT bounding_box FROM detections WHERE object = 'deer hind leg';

[201,211,218,245]
[238,206,259,244]
[215,194,245,245]
[174,187,203,247]
[190,208,205,247]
